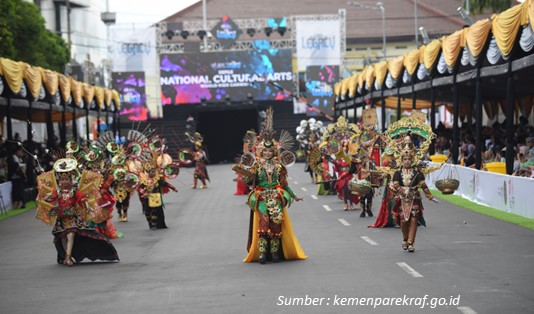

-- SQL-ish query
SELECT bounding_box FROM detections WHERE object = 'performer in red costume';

[35,158,119,266]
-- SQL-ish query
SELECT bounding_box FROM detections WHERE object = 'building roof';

[161,0,491,43]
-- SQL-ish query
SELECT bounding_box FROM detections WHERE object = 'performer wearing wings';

[235,108,307,265]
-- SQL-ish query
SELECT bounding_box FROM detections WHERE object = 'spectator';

[7,146,26,209]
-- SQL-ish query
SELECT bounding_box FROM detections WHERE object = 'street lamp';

[347,1,387,60]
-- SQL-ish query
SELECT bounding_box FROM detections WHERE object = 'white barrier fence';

[426,163,534,219]
[0,181,13,214]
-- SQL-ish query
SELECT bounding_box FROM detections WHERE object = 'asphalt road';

[1,163,533,314]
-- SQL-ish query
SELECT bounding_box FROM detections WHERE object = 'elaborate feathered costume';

[237,108,307,264]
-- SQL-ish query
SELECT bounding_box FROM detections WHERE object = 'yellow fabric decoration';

[365,65,375,89]
[59,75,71,103]
[334,82,341,97]
[348,73,358,98]
[243,208,307,263]
[491,1,528,57]
[465,19,492,57]
[112,90,121,110]
[403,49,420,75]
[423,39,442,69]
[373,61,388,87]
[387,55,405,80]
[24,65,43,99]
[418,45,426,63]
[442,29,466,68]
[41,69,59,96]
[82,83,95,104]
[376,96,433,109]
[529,0,534,32]
[70,77,83,105]
[357,67,367,91]
[104,89,112,108]
[340,77,349,99]
[94,86,105,109]
[0,58,25,94]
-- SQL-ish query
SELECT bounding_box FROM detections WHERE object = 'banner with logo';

[160,49,293,105]
[111,27,160,119]
[296,18,341,71]
[211,16,242,49]
[305,65,338,117]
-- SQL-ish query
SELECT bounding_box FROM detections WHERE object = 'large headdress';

[250,107,295,167]
[53,158,80,183]
[382,113,436,162]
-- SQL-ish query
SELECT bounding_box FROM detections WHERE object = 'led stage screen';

[160,49,293,105]
[305,65,339,117]
[112,72,148,121]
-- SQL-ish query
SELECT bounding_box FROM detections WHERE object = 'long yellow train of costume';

[243,208,307,263]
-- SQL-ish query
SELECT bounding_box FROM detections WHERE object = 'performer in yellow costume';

[237,108,307,264]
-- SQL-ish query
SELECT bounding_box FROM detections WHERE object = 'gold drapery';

[491,1,529,57]
[82,83,95,105]
[403,49,420,75]
[365,64,375,89]
[529,0,534,32]
[0,58,25,94]
[375,97,433,110]
[23,65,43,99]
[41,69,59,96]
[483,100,501,121]
[465,19,492,57]
[104,89,112,108]
[112,90,121,110]
[442,29,466,68]
[94,86,105,109]
[59,74,71,103]
[357,66,367,91]
[334,82,341,97]
[340,77,350,99]
[387,56,405,80]
[423,39,442,70]
[348,73,358,98]
[374,61,388,87]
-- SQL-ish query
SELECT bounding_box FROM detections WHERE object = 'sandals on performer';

[343,204,349,211]
[402,241,408,250]
[64,255,74,267]
[408,245,415,253]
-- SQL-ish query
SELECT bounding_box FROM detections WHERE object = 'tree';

[0,0,70,72]
[467,0,516,14]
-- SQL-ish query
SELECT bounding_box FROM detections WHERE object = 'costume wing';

[35,171,58,225]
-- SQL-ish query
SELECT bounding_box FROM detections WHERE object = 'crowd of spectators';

[432,117,534,177]
[0,133,58,209]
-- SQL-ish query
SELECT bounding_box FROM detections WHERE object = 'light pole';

[347,1,387,60]
[377,2,386,59]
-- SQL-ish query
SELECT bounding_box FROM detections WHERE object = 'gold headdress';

[254,107,295,166]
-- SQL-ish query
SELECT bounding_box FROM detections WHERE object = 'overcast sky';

[108,0,199,26]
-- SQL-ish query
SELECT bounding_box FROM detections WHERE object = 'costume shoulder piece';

[35,171,58,225]
[78,170,106,223]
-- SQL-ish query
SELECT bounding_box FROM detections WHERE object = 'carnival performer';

[239,108,307,264]
[368,149,400,228]
[380,115,440,253]
[35,158,119,266]
[334,155,359,211]
[185,132,210,189]
[82,141,122,239]
[137,139,179,230]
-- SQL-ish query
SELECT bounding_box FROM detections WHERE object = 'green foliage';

[0,0,70,72]
[468,0,514,14]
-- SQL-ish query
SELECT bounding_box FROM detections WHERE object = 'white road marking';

[338,218,351,226]
[310,195,318,200]
[396,262,423,278]
[288,177,292,180]
[301,187,308,192]
[360,236,378,246]
[293,181,298,185]
[322,205,332,212]
[453,241,483,244]
[457,306,477,314]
